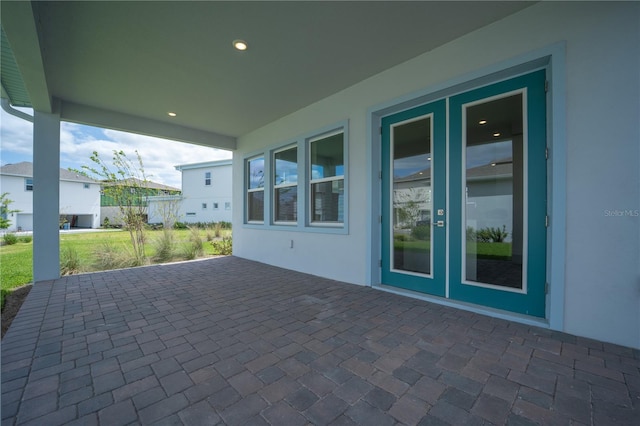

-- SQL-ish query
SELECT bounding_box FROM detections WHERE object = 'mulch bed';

[1,285,32,339]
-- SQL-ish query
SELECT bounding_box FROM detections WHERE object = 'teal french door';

[381,100,447,297]
[381,70,547,317]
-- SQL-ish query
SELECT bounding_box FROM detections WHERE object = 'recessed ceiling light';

[479,120,487,125]
[233,39,248,51]
[491,162,497,167]
[167,112,177,117]
[493,132,501,137]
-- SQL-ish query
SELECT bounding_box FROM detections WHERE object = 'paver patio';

[2,256,639,425]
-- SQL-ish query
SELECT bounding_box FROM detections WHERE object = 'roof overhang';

[1,1,535,151]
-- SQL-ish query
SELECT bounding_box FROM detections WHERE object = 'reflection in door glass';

[392,117,432,275]
[465,94,524,289]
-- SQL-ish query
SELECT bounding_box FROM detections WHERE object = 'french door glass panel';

[464,93,524,290]
[393,116,433,275]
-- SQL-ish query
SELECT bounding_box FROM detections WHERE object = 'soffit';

[6,1,534,144]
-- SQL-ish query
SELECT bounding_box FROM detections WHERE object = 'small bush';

[173,221,188,230]
[476,228,492,243]
[182,227,204,260]
[486,225,508,243]
[472,225,508,243]
[211,236,232,255]
[394,234,408,241]
[411,224,431,241]
[19,235,32,243]
[60,246,83,275]
[152,229,175,263]
[3,233,18,245]
[466,227,477,242]
[93,241,141,270]
[214,222,223,238]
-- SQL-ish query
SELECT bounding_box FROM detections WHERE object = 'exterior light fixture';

[233,39,248,51]
[491,162,497,167]
[479,120,487,125]
[493,132,501,137]
[168,112,177,117]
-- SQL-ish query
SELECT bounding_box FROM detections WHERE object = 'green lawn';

[1,228,231,308]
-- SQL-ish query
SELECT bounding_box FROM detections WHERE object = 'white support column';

[33,109,61,282]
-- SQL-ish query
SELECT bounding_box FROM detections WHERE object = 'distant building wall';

[176,161,232,224]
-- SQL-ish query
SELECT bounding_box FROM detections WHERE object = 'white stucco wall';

[233,2,640,348]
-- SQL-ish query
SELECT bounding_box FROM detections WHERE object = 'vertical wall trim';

[546,43,567,332]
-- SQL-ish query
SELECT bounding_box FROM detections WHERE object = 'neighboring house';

[100,178,180,226]
[0,162,100,231]
[147,160,232,225]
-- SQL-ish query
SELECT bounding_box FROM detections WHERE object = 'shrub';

[214,222,223,238]
[466,227,477,242]
[60,246,83,275]
[211,236,232,255]
[3,233,18,245]
[473,225,508,243]
[93,241,141,270]
[182,227,204,260]
[476,228,492,242]
[486,225,508,243]
[411,224,431,241]
[173,221,188,230]
[19,235,32,243]
[394,233,408,241]
[152,229,175,263]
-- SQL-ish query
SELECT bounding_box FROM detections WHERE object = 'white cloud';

[1,108,232,189]
[0,108,34,157]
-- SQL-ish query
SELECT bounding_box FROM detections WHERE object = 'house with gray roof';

[0,161,100,231]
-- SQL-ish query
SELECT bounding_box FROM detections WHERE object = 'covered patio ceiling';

[1,1,534,150]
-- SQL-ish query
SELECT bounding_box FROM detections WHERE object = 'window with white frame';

[205,171,211,186]
[213,202,219,209]
[83,183,90,189]
[202,203,207,209]
[273,146,298,223]
[247,156,265,222]
[225,202,231,210]
[25,178,33,191]
[309,131,344,225]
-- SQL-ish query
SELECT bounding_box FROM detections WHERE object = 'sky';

[0,107,232,189]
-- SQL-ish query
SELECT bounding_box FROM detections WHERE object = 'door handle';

[435,220,445,227]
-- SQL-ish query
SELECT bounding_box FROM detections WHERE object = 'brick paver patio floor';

[2,256,639,425]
